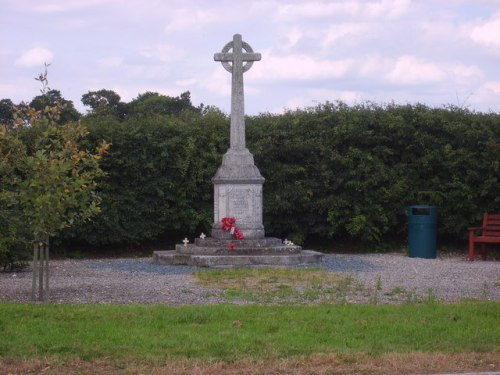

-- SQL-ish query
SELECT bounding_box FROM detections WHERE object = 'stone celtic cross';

[214,34,261,151]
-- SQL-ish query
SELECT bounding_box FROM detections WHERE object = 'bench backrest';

[483,213,500,237]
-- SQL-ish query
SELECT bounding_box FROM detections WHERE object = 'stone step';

[153,250,324,267]
[194,237,283,247]
[176,244,302,255]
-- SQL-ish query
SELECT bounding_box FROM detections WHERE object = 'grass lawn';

[0,301,499,374]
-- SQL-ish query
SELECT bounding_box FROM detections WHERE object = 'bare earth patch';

[1,352,499,375]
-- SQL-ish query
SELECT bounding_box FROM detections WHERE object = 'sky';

[1,0,500,115]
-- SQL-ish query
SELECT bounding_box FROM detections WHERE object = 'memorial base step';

[153,249,324,267]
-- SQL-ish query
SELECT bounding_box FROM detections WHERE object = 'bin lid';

[407,205,437,216]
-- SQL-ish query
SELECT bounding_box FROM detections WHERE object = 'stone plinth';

[153,236,324,267]
[153,249,323,267]
[179,237,300,254]
[212,149,265,239]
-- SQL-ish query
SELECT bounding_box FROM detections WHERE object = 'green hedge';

[60,109,228,246]
[249,102,500,245]
[60,102,500,249]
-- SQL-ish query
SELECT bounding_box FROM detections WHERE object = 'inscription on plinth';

[230,189,250,218]
[212,183,264,239]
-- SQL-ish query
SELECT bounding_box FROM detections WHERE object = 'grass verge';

[0,302,498,363]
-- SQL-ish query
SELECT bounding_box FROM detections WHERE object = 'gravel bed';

[1,254,498,305]
[321,254,500,303]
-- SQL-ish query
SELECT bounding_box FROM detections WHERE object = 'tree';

[0,66,109,299]
[0,99,15,128]
[0,125,31,270]
[81,89,127,119]
[30,89,81,124]
[127,91,199,118]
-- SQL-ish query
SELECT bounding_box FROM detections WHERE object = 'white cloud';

[27,0,120,13]
[252,51,354,82]
[386,55,446,85]
[470,13,500,47]
[450,64,483,81]
[0,48,11,57]
[203,68,231,98]
[164,8,219,33]
[275,0,410,21]
[97,57,123,69]
[323,22,370,45]
[175,78,197,87]
[359,55,392,77]
[271,88,360,113]
[276,1,361,20]
[140,43,184,63]
[361,56,482,88]
[363,0,411,19]
[0,77,39,103]
[483,81,500,94]
[0,83,22,99]
[421,19,455,39]
[282,29,303,51]
[15,47,54,67]
[468,81,500,112]
[307,88,361,104]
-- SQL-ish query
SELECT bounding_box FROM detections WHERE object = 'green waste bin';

[407,205,437,259]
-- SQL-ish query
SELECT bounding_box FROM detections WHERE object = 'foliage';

[14,124,109,240]
[0,67,109,269]
[30,89,81,125]
[81,89,128,120]
[247,102,500,246]
[59,99,500,249]
[0,99,15,128]
[81,90,200,121]
[27,63,80,125]
[60,107,228,245]
[0,127,31,270]
[4,77,499,250]
[127,91,200,118]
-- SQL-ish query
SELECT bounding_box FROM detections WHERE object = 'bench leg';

[469,237,475,261]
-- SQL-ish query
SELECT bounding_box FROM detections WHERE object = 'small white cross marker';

[199,233,207,239]
[182,238,190,246]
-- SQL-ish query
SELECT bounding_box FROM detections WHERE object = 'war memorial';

[153,34,323,267]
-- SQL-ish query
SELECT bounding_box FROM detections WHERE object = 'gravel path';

[1,253,498,304]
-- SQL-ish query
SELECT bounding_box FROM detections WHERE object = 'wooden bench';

[468,213,500,261]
